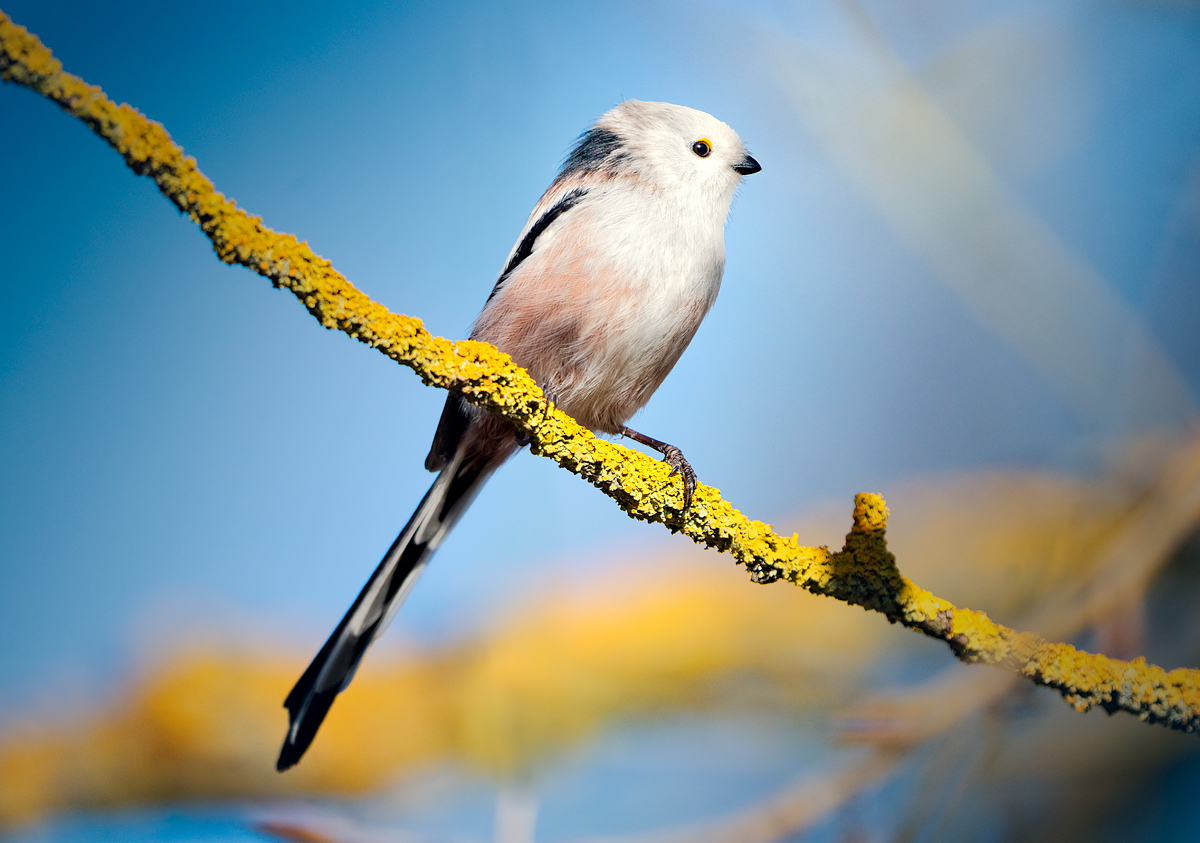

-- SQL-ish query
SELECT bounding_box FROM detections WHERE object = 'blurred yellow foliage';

[5,436,1200,830]
[0,558,879,826]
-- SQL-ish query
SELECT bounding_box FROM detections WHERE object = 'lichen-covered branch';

[3,10,1198,737]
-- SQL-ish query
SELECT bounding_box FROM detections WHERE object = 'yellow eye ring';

[691,138,712,158]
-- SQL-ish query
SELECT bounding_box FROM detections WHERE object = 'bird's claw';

[619,426,697,510]
[660,445,697,509]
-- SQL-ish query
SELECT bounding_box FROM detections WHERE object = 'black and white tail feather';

[276,446,494,771]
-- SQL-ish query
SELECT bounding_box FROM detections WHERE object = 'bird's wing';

[425,180,594,471]
[486,182,591,304]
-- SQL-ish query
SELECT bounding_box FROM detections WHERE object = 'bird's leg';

[621,426,697,509]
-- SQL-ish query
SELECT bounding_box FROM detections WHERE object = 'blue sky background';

[2,0,1199,753]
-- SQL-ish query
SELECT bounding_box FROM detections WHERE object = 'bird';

[276,100,761,771]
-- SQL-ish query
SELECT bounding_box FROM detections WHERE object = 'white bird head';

[556,100,760,209]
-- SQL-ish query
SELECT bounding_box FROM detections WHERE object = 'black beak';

[733,154,761,175]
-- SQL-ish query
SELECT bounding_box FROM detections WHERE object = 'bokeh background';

[3,1,1200,841]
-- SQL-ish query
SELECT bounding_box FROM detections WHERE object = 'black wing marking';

[558,127,626,182]
[484,126,626,305]
[485,186,588,304]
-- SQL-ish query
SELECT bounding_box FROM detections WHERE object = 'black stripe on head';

[486,187,588,303]
[558,127,626,181]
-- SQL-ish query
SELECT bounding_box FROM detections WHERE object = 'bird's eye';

[692,139,712,158]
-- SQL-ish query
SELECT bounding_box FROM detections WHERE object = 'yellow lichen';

[2,9,1199,739]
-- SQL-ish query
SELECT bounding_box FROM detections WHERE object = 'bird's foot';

[659,445,697,509]
[621,426,697,510]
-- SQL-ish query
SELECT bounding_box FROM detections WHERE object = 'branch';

[3,10,1198,737]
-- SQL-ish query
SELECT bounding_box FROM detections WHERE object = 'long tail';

[277,451,493,770]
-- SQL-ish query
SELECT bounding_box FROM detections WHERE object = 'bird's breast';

[473,185,726,433]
